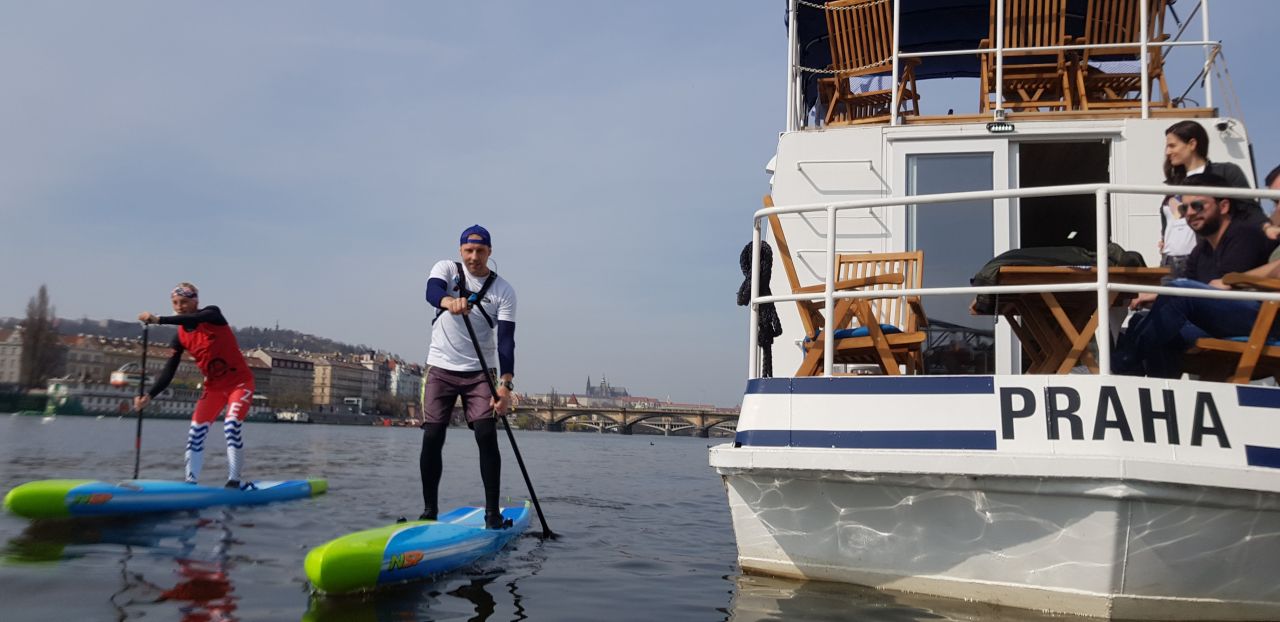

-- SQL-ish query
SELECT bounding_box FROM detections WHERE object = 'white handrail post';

[748,218,763,379]
[995,0,1004,114]
[890,0,901,126]
[1140,0,1150,118]
[1095,188,1112,376]
[823,205,838,377]
[786,0,799,131]
[1201,0,1214,110]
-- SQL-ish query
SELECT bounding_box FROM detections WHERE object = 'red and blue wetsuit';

[148,306,254,485]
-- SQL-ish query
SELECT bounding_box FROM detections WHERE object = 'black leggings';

[420,419,501,515]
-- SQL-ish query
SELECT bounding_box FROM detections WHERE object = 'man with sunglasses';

[1115,173,1278,378]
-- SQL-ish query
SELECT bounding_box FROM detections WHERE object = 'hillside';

[1,317,375,355]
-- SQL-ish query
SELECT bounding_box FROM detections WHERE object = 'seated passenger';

[1114,173,1277,378]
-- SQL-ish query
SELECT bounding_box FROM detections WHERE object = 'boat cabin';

[754,0,1276,380]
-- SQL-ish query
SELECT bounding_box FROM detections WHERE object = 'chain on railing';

[796,0,887,11]
[794,0,891,75]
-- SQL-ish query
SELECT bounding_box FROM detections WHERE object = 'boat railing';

[748,182,1280,378]
[786,0,1222,129]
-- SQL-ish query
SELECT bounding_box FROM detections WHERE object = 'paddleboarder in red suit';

[135,283,255,488]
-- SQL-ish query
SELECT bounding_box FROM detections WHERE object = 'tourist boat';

[108,363,144,387]
[709,1,1280,619]
[275,410,311,423]
[45,378,274,420]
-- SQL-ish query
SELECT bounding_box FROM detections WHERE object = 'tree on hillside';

[271,389,315,411]
[20,285,64,389]
[375,391,406,418]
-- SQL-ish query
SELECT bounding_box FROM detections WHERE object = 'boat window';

[907,153,997,374]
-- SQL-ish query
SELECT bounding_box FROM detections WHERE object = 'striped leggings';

[185,383,253,485]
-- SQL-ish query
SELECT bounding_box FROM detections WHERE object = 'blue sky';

[0,2,1275,406]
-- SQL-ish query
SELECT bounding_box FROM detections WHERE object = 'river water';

[0,415,1072,621]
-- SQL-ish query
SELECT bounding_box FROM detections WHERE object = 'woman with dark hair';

[1163,120,1264,225]
[1158,121,1269,279]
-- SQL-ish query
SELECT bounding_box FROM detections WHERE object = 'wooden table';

[990,266,1170,374]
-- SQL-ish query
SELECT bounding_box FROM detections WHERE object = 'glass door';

[892,139,1015,374]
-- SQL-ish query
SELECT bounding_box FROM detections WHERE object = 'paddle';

[457,305,555,539]
[132,324,149,480]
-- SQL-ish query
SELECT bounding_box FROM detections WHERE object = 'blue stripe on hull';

[746,376,995,395]
[735,429,998,450]
[1238,386,1280,409]
[1245,445,1280,469]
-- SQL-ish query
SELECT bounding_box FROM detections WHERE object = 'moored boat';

[710,1,1280,619]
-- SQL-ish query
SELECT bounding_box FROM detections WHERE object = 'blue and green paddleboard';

[3,479,327,519]
[305,502,531,594]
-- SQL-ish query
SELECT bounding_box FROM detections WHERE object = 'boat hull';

[717,466,1280,620]
[712,374,1280,620]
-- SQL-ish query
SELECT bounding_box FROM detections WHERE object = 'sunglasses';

[1178,200,1213,216]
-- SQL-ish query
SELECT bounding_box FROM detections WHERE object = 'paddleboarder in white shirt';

[421,225,517,529]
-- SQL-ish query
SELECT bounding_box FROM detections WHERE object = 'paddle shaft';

[133,324,149,479]
[457,307,554,538]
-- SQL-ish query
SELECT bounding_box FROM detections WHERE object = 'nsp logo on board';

[71,493,113,505]
[386,550,425,571]
[1000,385,1229,447]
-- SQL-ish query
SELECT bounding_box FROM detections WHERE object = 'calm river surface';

[0,415,1074,621]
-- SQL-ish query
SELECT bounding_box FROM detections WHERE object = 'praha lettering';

[1000,386,1229,447]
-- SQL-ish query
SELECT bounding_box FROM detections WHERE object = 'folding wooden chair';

[1189,273,1280,384]
[765,196,928,376]
[820,0,920,125]
[1074,0,1171,110]
[979,0,1074,112]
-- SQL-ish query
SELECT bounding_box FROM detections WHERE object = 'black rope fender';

[738,241,783,378]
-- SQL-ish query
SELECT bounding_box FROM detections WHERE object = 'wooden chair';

[979,0,1073,113]
[1188,273,1280,384]
[1074,0,1171,110]
[765,196,928,376]
[820,0,921,125]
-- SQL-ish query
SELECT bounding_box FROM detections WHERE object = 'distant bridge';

[510,404,738,437]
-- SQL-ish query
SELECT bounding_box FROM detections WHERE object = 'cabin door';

[893,139,1015,375]
[1014,141,1112,250]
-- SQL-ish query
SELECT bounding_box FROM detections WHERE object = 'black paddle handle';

[133,324,149,480]
[458,309,555,539]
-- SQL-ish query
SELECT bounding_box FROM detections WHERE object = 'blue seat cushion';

[805,324,902,344]
[1226,336,1280,346]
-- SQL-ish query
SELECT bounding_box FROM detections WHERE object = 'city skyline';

[1,311,735,407]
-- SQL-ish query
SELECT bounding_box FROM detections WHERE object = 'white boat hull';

[711,374,1280,619]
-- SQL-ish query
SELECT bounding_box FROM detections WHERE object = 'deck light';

[986,121,1015,134]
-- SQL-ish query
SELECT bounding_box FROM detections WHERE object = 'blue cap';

[459,224,491,247]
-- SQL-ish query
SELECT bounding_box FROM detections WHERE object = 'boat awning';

[790,0,1182,109]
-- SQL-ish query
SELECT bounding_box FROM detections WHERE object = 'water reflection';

[727,574,1069,622]
[305,573,516,622]
[5,512,240,621]
[162,514,239,622]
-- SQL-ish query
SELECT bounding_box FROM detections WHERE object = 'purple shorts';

[421,366,494,425]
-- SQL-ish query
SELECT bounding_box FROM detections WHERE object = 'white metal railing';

[789,0,1219,126]
[748,182,1280,378]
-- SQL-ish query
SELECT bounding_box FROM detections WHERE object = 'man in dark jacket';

[1114,174,1277,378]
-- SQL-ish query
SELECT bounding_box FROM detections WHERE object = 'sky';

[1,2,1276,407]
